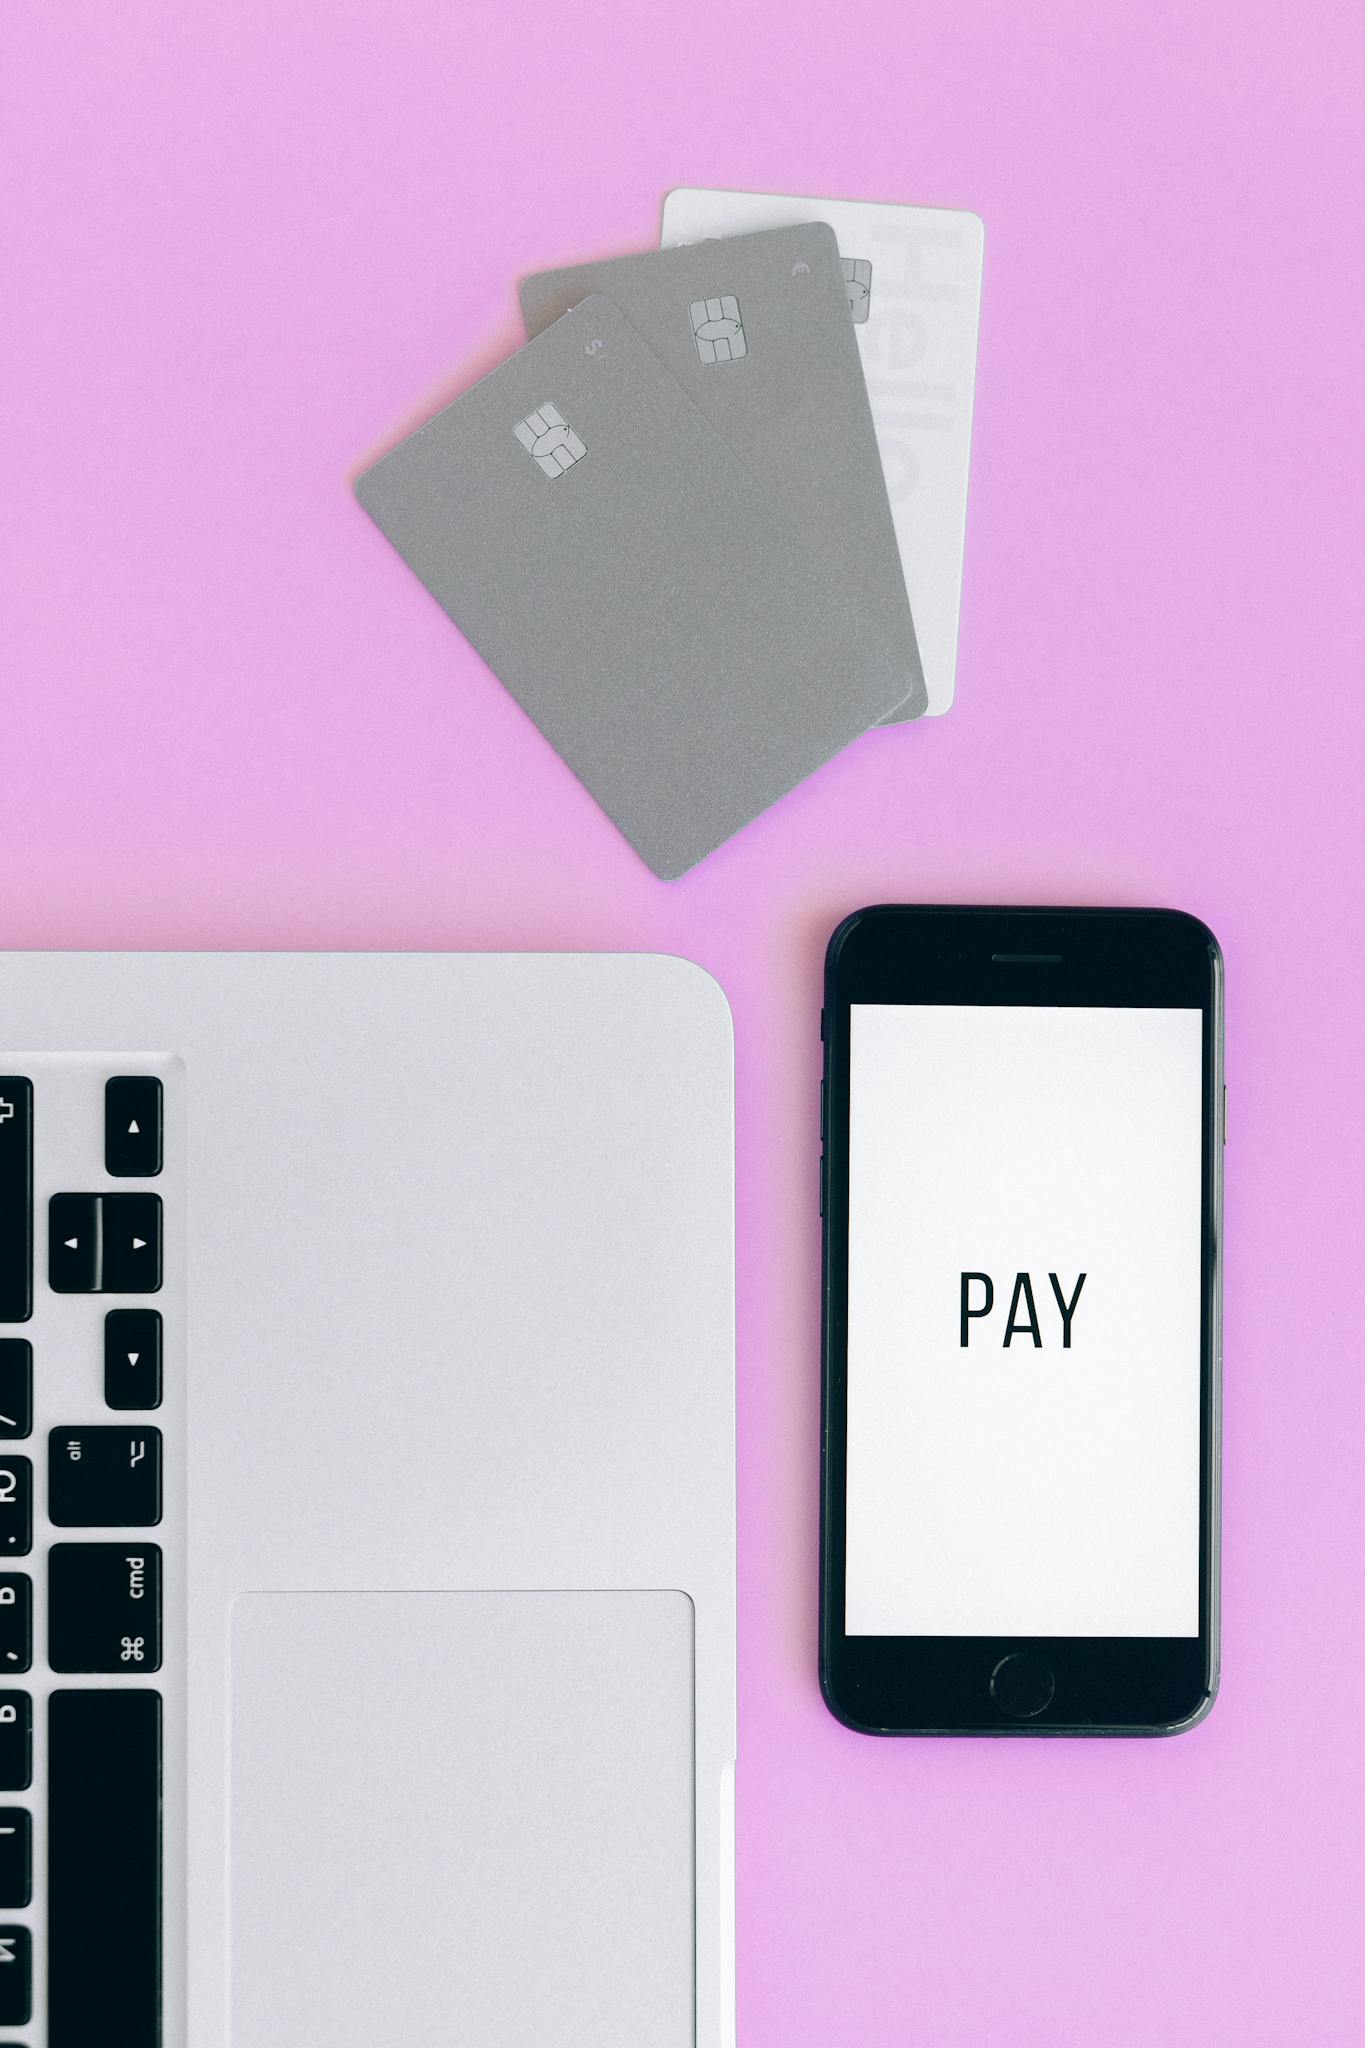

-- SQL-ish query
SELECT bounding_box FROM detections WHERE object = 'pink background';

[4,2,1364,2039]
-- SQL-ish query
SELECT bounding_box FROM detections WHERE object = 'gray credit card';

[520,224,926,721]
[355,297,909,879]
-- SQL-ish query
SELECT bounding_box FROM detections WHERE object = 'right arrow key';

[96,1193,162,1294]
[104,1309,163,1411]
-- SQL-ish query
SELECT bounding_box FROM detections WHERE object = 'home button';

[990,1652,1055,1719]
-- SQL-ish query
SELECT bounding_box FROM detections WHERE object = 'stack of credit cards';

[356,189,984,879]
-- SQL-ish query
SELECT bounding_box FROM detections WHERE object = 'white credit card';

[662,188,984,717]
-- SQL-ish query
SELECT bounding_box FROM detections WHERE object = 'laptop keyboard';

[0,1063,180,2044]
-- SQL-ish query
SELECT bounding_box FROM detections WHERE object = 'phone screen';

[844,1003,1204,1640]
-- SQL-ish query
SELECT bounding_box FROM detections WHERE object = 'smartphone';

[820,906,1223,1735]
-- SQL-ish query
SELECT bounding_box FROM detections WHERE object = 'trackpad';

[230,1591,695,2047]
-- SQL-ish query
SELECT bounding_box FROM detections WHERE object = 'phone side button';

[990,1653,1055,1720]
[818,1157,825,1217]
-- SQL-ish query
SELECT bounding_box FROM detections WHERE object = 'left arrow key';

[48,1196,99,1293]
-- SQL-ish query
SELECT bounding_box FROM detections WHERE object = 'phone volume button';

[819,1155,826,1217]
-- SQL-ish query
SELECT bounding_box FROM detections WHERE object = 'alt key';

[49,1428,161,1528]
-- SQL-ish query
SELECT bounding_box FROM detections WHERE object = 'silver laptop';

[0,951,736,2047]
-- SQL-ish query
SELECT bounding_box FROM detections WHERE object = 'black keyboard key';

[49,1427,161,1527]
[105,1075,164,1178]
[0,1580,29,1675]
[0,1082,33,1324]
[0,1810,30,1907]
[105,1309,164,1411]
[48,1543,161,1672]
[0,1343,31,1439]
[49,1194,163,1294]
[0,1460,28,1558]
[0,1922,30,2026]
[99,1193,163,1293]
[49,1689,161,2047]
[0,1696,30,1790]
[48,1193,99,1292]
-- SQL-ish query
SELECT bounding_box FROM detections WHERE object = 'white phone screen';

[845,1005,1204,1638]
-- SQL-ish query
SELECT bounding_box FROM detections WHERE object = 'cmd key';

[48,1543,161,1672]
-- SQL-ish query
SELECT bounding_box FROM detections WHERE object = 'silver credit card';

[356,296,910,878]
[522,224,925,721]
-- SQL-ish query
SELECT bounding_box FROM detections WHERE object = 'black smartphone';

[820,906,1223,1735]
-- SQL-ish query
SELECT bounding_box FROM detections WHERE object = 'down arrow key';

[104,1308,163,1410]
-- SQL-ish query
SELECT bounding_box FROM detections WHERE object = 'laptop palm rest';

[230,1590,696,2046]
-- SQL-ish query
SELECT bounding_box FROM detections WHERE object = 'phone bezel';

[820,905,1223,1736]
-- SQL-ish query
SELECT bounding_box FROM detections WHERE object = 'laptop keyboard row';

[0,1071,168,2043]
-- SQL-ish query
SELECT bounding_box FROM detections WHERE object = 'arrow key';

[97,1194,162,1294]
[105,1075,163,1177]
[48,1195,99,1292]
[104,1309,163,1411]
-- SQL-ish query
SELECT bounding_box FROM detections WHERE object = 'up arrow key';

[105,1077,162,1177]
